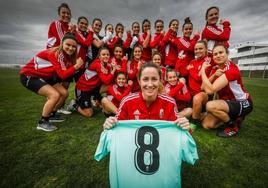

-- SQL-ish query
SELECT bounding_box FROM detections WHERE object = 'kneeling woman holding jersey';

[103,62,190,130]
[20,33,84,131]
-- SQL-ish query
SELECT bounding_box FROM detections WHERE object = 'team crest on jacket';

[133,109,140,120]
[159,108,164,119]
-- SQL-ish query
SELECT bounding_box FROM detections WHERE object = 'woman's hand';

[74,57,84,70]
[103,116,118,130]
[174,116,190,130]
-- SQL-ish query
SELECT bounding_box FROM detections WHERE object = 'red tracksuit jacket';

[47,20,69,48]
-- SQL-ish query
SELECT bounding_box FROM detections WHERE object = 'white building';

[230,42,268,73]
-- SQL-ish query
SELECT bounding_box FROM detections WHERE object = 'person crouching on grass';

[73,47,116,117]
[101,72,133,117]
[20,33,84,131]
[201,44,253,137]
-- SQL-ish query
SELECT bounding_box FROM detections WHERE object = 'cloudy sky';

[0,0,267,64]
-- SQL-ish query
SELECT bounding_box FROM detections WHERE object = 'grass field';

[0,68,267,187]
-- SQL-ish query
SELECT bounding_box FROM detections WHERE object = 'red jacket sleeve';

[49,52,76,80]
[123,32,132,49]
[75,30,94,47]
[107,36,121,49]
[175,85,191,102]
[202,21,231,41]
[168,83,184,97]
[150,33,164,48]
[162,29,173,44]
[108,85,132,102]
[96,64,114,85]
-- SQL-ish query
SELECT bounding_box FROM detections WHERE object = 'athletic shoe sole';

[48,119,65,123]
[37,126,57,132]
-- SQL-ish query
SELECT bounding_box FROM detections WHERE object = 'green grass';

[0,68,267,187]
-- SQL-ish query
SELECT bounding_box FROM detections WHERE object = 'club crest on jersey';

[159,108,164,118]
[133,109,140,120]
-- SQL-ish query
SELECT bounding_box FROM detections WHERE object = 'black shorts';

[75,86,102,109]
[20,74,57,93]
[226,98,253,120]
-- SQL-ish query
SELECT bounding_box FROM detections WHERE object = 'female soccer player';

[165,69,192,118]
[126,21,140,58]
[90,18,113,62]
[138,19,152,62]
[201,44,253,137]
[152,51,166,83]
[150,19,165,57]
[47,3,72,48]
[162,19,179,68]
[110,44,127,74]
[74,47,116,117]
[107,23,132,52]
[174,17,200,78]
[128,44,144,92]
[20,33,84,131]
[202,6,231,55]
[102,62,190,130]
[101,72,133,116]
[188,41,212,124]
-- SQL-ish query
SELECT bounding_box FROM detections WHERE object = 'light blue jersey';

[94,120,198,188]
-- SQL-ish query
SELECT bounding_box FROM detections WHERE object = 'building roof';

[232,42,268,49]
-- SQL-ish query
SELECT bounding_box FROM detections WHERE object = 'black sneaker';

[217,126,239,138]
[48,114,65,123]
[191,118,202,127]
[37,121,58,132]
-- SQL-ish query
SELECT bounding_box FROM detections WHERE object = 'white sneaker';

[66,99,76,111]
[57,107,72,115]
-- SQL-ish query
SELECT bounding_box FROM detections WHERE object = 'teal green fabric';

[94,120,198,188]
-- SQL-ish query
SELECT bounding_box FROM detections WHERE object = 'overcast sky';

[0,0,267,64]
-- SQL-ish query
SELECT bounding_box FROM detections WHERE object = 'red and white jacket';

[74,29,94,62]
[47,20,69,48]
[210,61,250,101]
[188,56,213,96]
[75,58,114,91]
[110,57,127,74]
[174,35,200,77]
[202,21,231,54]
[20,49,76,81]
[128,59,143,92]
[165,82,191,110]
[150,32,165,61]
[116,92,179,120]
[162,29,178,68]
[138,32,152,62]
[107,32,132,51]
[107,83,132,108]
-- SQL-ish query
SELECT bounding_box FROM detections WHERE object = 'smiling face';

[114,46,123,59]
[166,71,178,86]
[78,18,88,32]
[142,21,151,33]
[212,45,228,66]
[58,7,71,23]
[133,46,142,61]
[99,49,110,63]
[183,23,193,38]
[116,73,127,87]
[152,54,162,66]
[92,20,102,34]
[106,24,114,34]
[139,67,160,104]
[62,38,77,56]
[194,42,207,59]
[115,25,124,35]
[170,20,179,32]
[132,22,140,35]
[155,21,164,33]
[206,8,219,25]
